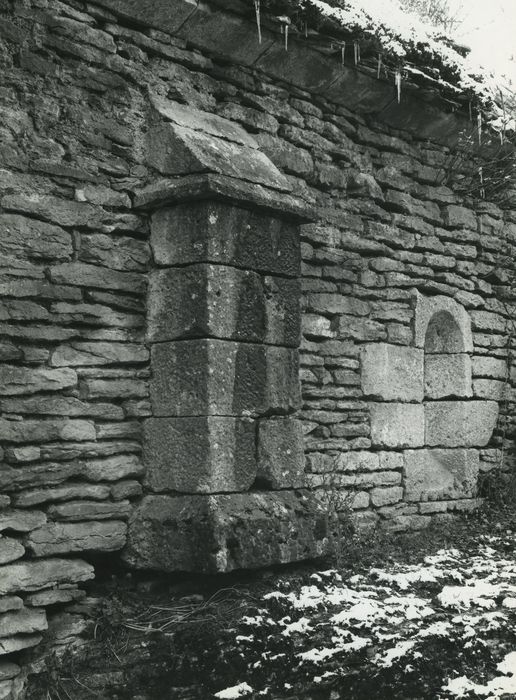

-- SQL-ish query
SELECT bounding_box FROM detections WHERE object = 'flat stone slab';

[26,521,127,557]
[150,339,300,417]
[425,353,472,399]
[424,400,498,447]
[147,264,300,347]
[144,416,257,493]
[0,559,94,595]
[0,608,47,638]
[0,538,25,565]
[361,343,423,402]
[123,491,332,573]
[370,403,425,448]
[0,634,42,657]
[404,448,480,501]
[256,417,306,489]
[150,201,300,276]
[414,292,473,352]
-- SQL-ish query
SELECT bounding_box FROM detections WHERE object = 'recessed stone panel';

[257,417,305,489]
[370,403,425,448]
[147,265,300,347]
[424,353,472,399]
[144,416,256,494]
[150,339,301,417]
[151,202,300,277]
[414,291,473,352]
[424,400,499,447]
[123,491,333,573]
[404,448,480,501]
[361,343,423,401]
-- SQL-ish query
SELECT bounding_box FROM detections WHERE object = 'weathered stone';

[39,440,140,462]
[50,342,149,367]
[0,299,49,322]
[26,521,127,556]
[51,302,143,328]
[0,661,20,681]
[302,314,334,339]
[371,486,403,507]
[0,194,105,229]
[370,403,425,448]
[404,448,480,501]
[47,500,131,522]
[4,446,40,463]
[80,378,148,400]
[14,484,111,508]
[144,417,256,493]
[360,343,423,402]
[124,492,332,573]
[0,538,24,564]
[0,214,72,260]
[442,205,477,230]
[151,202,299,277]
[0,634,42,656]
[424,353,472,399]
[334,451,379,472]
[79,234,150,272]
[0,366,77,395]
[150,339,300,417]
[0,462,82,492]
[0,396,123,420]
[424,400,498,447]
[0,598,22,615]
[146,122,290,191]
[147,265,300,347]
[81,455,144,482]
[0,418,95,443]
[473,379,506,400]
[49,263,145,293]
[25,587,85,607]
[472,355,507,380]
[0,510,46,533]
[0,558,94,594]
[414,292,473,352]
[470,310,506,333]
[256,418,305,489]
[0,608,47,638]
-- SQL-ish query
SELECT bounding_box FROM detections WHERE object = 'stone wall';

[0,0,515,693]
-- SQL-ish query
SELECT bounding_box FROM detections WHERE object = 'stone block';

[147,265,300,347]
[424,400,498,447]
[442,205,477,229]
[47,500,132,522]
[424,353,472,398]
[0,608,47,638]
[0,214,72,260]
[0,559,94,595]
[26,521,127,557]
[150,339,300,417]
[0,511,46,533]
[472,355,507,379]
[414,292,473,352]
[0,418,95,444]
[151,202,299,277]
[49,262,145,293]
[404,448,480,501]
[371,486,403,507]
[370,403,425,448]
[0,366,77,395]
[123,491,332,573]
[14,485,110,508]
[0,634,42,656]
[79,234,150,272]
[147,123,289,191]
[335,451,380,472]
[256,417,305,489]
[360,343,423,401]
[473,379,506,400]
[144,417,256,493]
[0,660,20,680]
[0,538,24,565]
[50,342,149,367]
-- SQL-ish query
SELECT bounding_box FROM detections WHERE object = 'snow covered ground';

[214,532,516,698]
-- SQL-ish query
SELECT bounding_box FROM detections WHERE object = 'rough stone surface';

[151,203,300,277]
[256,418,306,489]
[404,449,480,501]
[0,538,25,565]
[424,353,472,399]
[0,510,46,533]
[147,265,300,347]
[0,634,42,656]
[150,339,300,417]
[124,492,332,573]
[143,417,257,493]
[0,608,47,638]
[425,400,499,447]
[26,521,127,556]
[47,500,132,522]
[370,403,425,448]
[0,366,77,395]
[0,559,94,594]
[360,343,423,401]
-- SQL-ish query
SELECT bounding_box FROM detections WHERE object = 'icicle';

[341,41,346,67]
[254,0,262,45]
[377,53,382,79]
[353,40,360,64]
[304,21,308,38]
[468,101,472,122]
[479,167,485,199]
[477,112,482,146]
[395,70,402,103]
[284,22,289,51]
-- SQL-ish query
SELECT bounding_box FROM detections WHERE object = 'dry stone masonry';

[0,0,515,693]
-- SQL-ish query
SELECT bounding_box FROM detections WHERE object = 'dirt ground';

[26,504,516,700]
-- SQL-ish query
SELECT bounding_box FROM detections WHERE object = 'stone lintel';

[134,173,315,222]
